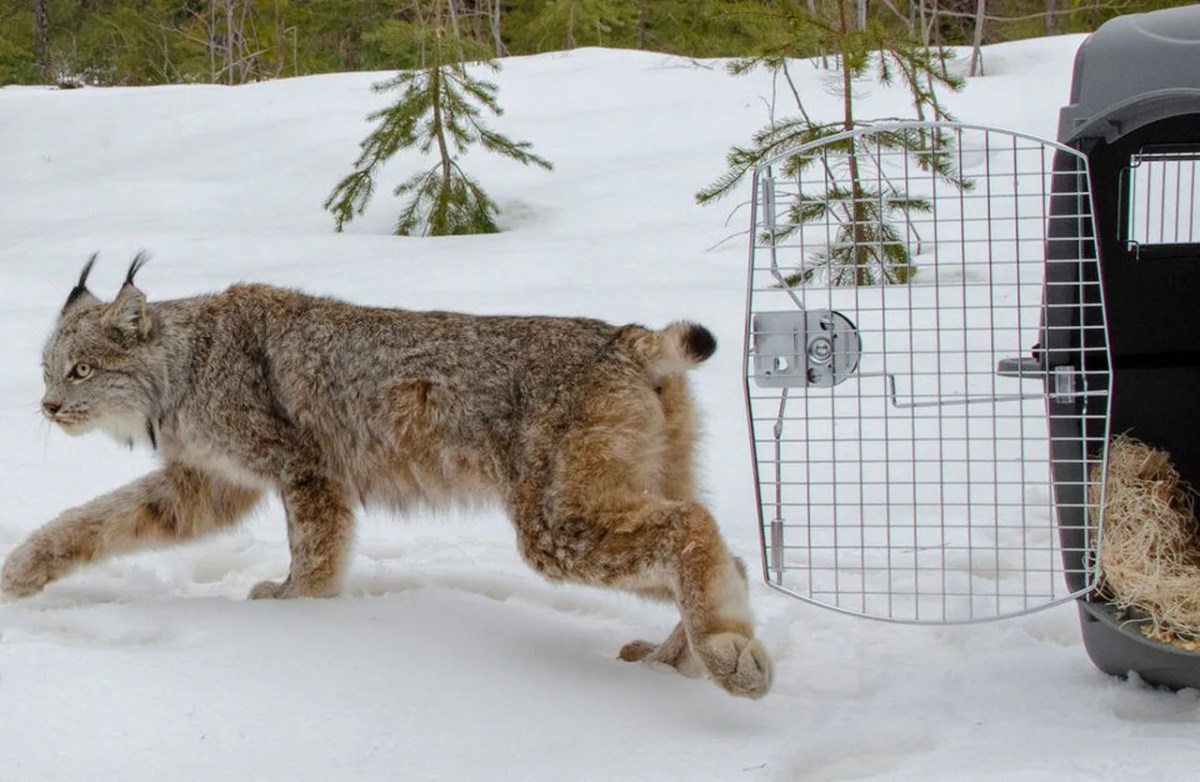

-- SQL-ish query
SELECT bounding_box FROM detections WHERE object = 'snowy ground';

[2,36,1199,781]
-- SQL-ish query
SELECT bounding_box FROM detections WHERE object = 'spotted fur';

[2,254,772,698]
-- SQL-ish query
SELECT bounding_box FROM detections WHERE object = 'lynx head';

[41,252,160,446]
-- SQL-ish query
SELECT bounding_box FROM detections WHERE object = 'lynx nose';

[42,400,62,417]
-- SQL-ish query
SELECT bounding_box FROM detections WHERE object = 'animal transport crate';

[744,5,1200,688]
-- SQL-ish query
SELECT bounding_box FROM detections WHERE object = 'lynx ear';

[102,285,152,342]
[62,253,100,314]
[101,253,153,342]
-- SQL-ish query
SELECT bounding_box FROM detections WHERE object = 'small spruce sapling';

[697,0,969,286]
[325,26,552,237]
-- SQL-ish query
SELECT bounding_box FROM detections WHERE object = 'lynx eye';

[69,362,94,381]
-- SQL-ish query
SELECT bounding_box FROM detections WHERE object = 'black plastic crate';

[1047,4,1200,688]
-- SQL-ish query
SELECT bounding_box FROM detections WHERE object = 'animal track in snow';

[347,567,659,625]
[787,726,939,780]
[0,606,192,648]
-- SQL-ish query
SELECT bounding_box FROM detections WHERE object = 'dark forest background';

[2,1,1187,87]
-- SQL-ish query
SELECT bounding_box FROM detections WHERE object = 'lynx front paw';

[694,632,773,699]
[247,578,339,599]
[618,640,658,662]
[248,579,285,599]
[619,622,705,678]
[2,539,61,598]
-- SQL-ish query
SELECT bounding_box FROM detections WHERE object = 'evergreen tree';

[3,2,1182,88]
[324,21,552,237]
[697,0,967,286]
[524,0,631,50]
[0,5,37,85]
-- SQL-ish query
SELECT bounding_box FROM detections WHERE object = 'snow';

[2,35,1199,780]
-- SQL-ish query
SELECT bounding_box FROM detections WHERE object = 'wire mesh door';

[745,122,1111,623]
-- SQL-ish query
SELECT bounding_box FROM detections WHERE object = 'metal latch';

[996,355,1084,404]
[996,356,1043,378]
[752,310,862,388]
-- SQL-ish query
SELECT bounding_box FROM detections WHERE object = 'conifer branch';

[324,10,552,237]
[697,0,969,287]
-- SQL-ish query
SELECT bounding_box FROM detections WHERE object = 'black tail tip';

[684,323,717,362]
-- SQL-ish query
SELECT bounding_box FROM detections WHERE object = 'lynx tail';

[624,321,716,378]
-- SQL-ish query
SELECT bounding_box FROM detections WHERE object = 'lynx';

[2,253,772,699]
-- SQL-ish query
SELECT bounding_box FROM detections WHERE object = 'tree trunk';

[857,0,868,31]
[636,0,647,49]
[488,0,506,57]
[470,0,483,41]
[877,0,915,37]
[836,0,869,285]
[968,0,985,77]
[807,0,828,69]
[1045,0,1057,36]
[32,0,51,84]
[430,35,453,193]
[444,0,465,61]
[837,0,854,135]
[207,1,217,82]
[225,0,236,85]
[274,0,286,77]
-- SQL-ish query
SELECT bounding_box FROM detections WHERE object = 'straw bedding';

[1090,435,1200,647]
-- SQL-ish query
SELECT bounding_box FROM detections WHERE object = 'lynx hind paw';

[2,540,58,598]
[695,632,773,699]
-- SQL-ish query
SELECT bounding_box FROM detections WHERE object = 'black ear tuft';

[63,252,99,313]
[125,251,151,287]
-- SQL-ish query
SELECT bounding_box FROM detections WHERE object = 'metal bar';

[744,121,1108,624]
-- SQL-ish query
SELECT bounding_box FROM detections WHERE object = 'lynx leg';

[2,465,261,598]
[619,559,752,678]
[249,474,352,600]
[656,375,699,502]
[617,500,771,698]
[623,380,708,679]
[524,495,772,698]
